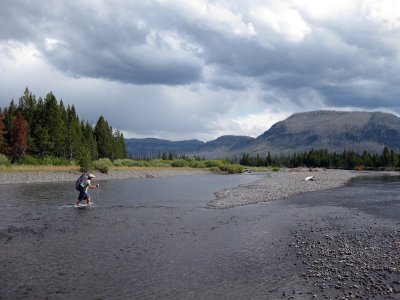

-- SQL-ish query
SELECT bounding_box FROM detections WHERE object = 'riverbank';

[0,167,208,184]
[208,169,398,209]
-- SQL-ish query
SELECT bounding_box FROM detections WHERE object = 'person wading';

[75,173,99,207]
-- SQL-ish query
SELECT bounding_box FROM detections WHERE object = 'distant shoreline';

[0,168,208,185]
[208,169,399,209]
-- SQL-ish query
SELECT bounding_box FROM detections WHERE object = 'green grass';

[0,156,244,174]
[0,154,10,166]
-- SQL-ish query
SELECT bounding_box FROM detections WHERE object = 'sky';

[1,0,400,142]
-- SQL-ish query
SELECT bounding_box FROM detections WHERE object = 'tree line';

[239,148,400,170]
[0,88,127,164]
[130,152,204,161]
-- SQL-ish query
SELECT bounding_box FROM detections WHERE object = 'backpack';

[75,173,89,191]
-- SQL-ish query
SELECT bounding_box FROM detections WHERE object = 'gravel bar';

[208,169,391,209]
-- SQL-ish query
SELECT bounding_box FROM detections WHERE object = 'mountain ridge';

[125,110,400,158]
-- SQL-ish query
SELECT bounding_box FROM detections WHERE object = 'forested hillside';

[0,88,127,164]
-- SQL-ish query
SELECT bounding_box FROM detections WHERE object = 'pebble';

[288,226,400,299]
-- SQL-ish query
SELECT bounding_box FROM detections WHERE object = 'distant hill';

[125,138,204,158]
[125,135,254,158]
[125,111,400,158]
[196,135,255,158]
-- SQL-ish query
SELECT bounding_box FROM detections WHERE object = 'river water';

[1,173,400,299]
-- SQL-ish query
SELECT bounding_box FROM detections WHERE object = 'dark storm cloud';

[0,1,204,85]
[1,0,400,125]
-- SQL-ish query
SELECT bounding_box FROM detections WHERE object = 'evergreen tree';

[390,149,398,168]
[162,152,167,160]
[29,97,46,156]
[266,152,272,166]
[382,147,390,167]
[43,92,67,157]
[112,129,127,159]
[65,105,82,161]
[240,153,250,165]
[4,100,17,131]
[361,150,370,167]
[18,87,37,125]
[94,116,113,158]
[11,112,29,161]
[34,124,51,158]
[2,89,126,162]
[82,121,98,161]
[0,114,8,154]
[18,88,37,156]
[2,100,18,155]
[168,152,174,160]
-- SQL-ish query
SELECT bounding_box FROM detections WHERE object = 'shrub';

[204,160,222,168]
[218,163,243,174]
[18,155,41,165]
[171,159,188,168]
[0,154,10,166]
[93,158,113,174]
[188,160,206,168]
[206,160,243,174]
[209,167,220,173]
[78,149,92,172]
[113,159,135,167]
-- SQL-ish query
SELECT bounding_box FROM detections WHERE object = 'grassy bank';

[0,165,80,173]
[0,158,243,174]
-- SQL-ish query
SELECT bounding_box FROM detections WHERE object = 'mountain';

[245,110,400,155]
[125,111,400,158]
[196,135,255,158]
[125,138,204,158]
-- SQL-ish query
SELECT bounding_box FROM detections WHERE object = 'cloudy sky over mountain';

[1,0,400,141]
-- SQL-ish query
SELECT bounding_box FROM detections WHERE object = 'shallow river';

[1,173,400,299]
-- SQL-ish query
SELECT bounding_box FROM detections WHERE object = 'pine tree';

[94,116,113,158]
[43,92,66,157]
[82,121,98,161]
[112,129,127,159]
[30,98,51,157]
[390,149,398,168]
[2,100,18,155]
[11,112,29,161]
[0,114,8,154]
[18,88,37,125]
[66,105,83,162]
[382,147,390,167]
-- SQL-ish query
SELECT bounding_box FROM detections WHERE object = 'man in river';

[75,173,100,207]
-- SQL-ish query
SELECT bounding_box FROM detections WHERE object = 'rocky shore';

[0,168,207,185]
[287,225,400,299]
[208,169,393,209]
